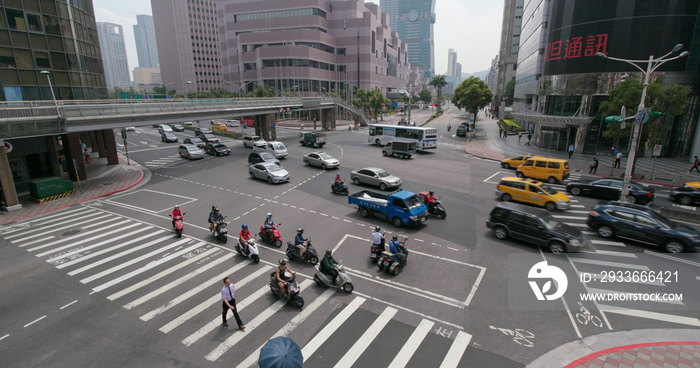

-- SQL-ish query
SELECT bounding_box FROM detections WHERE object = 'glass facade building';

[0,0,108,101]
[395,0,435,78]
[133,14,159,69]
[97,22,130,90]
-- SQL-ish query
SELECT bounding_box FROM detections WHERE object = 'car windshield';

[190,138,202,143]
[214,144,226,148]
[173,125,183,128]
[165,133,176,137]
[273,143,285,149]
[405,195,423,209]
[261,153,274,160]
[377,170,391,178]
[539,213,561,230]
[540,184,558,195]
[319,153,334,160]
[252,137,262,142]
[186,146,199,151]
[202,134,215,139]
[266,164,283,172]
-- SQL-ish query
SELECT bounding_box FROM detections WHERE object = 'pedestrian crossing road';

[0,205,474,367]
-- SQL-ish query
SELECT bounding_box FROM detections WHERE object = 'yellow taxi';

[212,122,227,131]
[500,155,540,169]
[495,177,570,211]
[515,157,569,183]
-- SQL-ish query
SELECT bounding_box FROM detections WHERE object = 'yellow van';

[212,122,227,131]
[516,157,569,183]
[500,154,541,169]
[496,177,570,211]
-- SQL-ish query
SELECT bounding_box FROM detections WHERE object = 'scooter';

[259,224,283,247]
[212,216,228,243]
[314,262,353,293]
[286,240,319,265]
[331,180,349,195]
[269,271,304,308]
[170,213,185,237]
[369,231,386,263]
[427,200,447,219]
[235,238,260,263]
[377,239,409,275]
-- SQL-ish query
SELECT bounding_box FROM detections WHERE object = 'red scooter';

[170,213,185,238]
[259,223,283,247]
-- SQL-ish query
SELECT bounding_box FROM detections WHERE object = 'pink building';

[217,0,411,96]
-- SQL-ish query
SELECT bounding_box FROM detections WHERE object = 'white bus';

[368,124,438,150]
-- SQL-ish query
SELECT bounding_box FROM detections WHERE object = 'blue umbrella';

[259,336,303,368]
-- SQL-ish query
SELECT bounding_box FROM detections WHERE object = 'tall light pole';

[185,80,192,99]
[40,70,60,117]
[225,81,253,97]
[163,82,175,98]
[597,44,688,202]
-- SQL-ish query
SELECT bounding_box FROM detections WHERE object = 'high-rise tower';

[97,22,131,90]
[133,15,159,68]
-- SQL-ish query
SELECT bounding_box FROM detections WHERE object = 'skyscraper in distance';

[97,22,131,90]
[379,0,398,30]
[395,0,436,78]
[447,49,457,77]
[133,15,159,68]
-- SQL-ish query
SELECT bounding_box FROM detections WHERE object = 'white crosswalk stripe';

[334,307,398,368]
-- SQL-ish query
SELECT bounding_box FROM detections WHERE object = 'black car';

[195,127,212,136]
[161,132,178,143]
[204,143,231,156]
[171,124,185,132]
[198,133,220,143]
[248,151,280,166]
[183,137,205,148]
[587,201,700,253]
[566,178,655,205]
[486,202,589,254]
[670,182,700,205]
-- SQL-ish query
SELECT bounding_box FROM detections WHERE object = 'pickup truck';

[299,132,326,148]
[348,189,428,227]
[382,140,417,159]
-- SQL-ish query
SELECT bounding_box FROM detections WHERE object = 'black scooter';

[269,271,304,308]
[331,180,349,195]
[286,240,319,265]
[212,216,228,243]
[427,200,447,219]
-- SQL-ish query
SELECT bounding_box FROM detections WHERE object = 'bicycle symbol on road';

[489,325,535,347]
[576,302,603,327]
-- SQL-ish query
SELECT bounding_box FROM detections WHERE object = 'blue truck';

[348,189,429,227]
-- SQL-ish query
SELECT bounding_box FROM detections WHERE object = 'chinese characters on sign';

[545,33,609,62]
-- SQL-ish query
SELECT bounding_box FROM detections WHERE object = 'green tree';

[152,86,166,95]
[504,79,516,103]
[452,77,493,120]
[352,86,370,115]
[429,75,448,113]
[250,85,276,97]
[367,90,389,123]
[418,89,432,104]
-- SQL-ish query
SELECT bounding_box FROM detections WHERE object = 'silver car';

[303,151,339,169]
[249,163,290,184]
[178,144,204,159]
[350,167,402,191]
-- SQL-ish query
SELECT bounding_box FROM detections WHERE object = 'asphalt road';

[0,107,698,367]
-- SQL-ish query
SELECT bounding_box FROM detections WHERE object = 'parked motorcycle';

[213,216,228,243]
[259,224,283,247]
[427,200,447,219]
[285,240,319,265]
[331,180,349,195]
[235,238,260,263]
[170,213,185,237]
[314,262,353,293]
[377,238,409,275]
[269,271,304,308]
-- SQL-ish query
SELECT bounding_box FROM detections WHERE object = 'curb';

[563,341,700,368]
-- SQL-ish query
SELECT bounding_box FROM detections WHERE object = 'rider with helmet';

[275,259,295,299]
[388,235,407,264]
[294,228,309,258]
[209,206,223,234]
[372,226,385,247]
[334,174,344,192]
[321,249,340,285]
[262,213,275,239]
[424,190,439,212]
[171,205,183,228]
[239,224,253,254]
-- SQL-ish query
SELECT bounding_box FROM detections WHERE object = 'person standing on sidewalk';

[589,157,599,174]
[690,156,700,173]
[518,131,523,142]
[221,277,245,330]
[568,144,574,158]
[84,148,90,164]
[615,151,622,168]
[525,133,532,146]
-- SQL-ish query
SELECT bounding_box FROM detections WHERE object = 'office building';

[132,66,162,91]
[133,14,159,68]
[97,22,131,90]
[217,0,411,96]
[379,0,398,31]
[395,0,436,78]
[151,0,222,95]
[447,49,457,77]
[494,0,523,107]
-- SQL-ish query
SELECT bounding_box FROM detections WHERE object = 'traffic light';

[604,115,622,124]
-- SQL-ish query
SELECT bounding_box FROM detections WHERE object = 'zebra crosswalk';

[1,205,472,366]
[144,154,183,168]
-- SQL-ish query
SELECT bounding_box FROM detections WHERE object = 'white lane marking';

[235,288,336,368]
[205,279,315,362]
[643,251,700,268]
[23,315,47,328]
[60,300,78,310]
[387,319,435,368]
[571,258,650,271]
[567,210,591,214]
[571,204,586,208]
[448,247,459,251]
[67,234,171,275]
[26,219,130,251]
[590,239,626,247]
[0,334,8,341]
[2,208,90,237]
[5,212,97,240]
[483,172,504,183]
[598,305,700,327]
[320,213,329,217]
[553,215,587,220]
[439,331,473,368]
[179,271,271,342]
[35,223,142,257]
[58,232,163,270]
[564,222,588,227]
[587,250,637,257]
[49,227,151,263]
[334,307,398,368]
[302,297,366,361]
[414,238,424,242]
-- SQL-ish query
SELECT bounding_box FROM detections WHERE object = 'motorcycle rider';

[321,249,339,285]
[424,190,439,212]
[294,228,309,258]
[238,224,253,255]
[171,205,183,228]
[209,206,225,235]
[334,174,344,192]
[372,226,385,248]
[388,235,407,264]
[262,212,275,239]
[275,259,296,299]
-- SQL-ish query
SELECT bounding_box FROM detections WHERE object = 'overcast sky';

[92,0,504,79]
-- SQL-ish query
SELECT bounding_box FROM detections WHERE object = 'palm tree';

[429,75,448,113]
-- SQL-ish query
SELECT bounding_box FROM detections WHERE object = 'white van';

[158,124,173,134]
[266,141,288,158]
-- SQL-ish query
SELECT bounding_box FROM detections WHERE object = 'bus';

[368,124,438,150]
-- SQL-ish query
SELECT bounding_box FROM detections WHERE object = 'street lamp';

[597,44,688,202]
[225,81,253,97]
[40,70,60,117]
[185,80,192,99]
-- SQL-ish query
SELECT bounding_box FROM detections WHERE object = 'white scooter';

[314,262,353,293]
[235,238,260,263]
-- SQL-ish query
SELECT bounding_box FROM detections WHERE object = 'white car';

[303,151,339,169]
[178,144,204,159]
[249,163,290,184]
[243,135,267,148]
[125,127,136,132]
[266,141,288,158]
[226,120,241,127]
[158,124,173,134]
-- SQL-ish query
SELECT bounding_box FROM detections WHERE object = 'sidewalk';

[0,154,147,226]
[464,113,698,187]
[527,329,700,368]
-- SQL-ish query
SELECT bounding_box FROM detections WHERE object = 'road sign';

[620,106,626,119]
[286,107,290,112]
[271,124,275,129]
[278,108,284,113]
[653,144,662,157]
[634,110,644,125]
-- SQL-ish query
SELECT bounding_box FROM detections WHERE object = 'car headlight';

[688,236,700,243]
[569,238,581,246]
[410,216,418,221]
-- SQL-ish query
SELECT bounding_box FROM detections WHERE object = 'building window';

[43,15,61,35]
[5,9,26,31]
[35,51,50,68]
[26,13,42,32]
[337,48,345,55]
[0,48,16,68]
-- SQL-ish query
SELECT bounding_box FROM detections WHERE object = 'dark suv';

[587,201,700,253]
[486,202,589,254]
